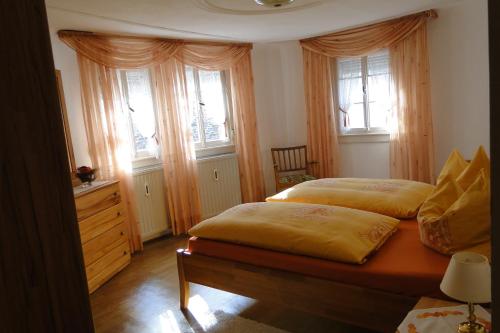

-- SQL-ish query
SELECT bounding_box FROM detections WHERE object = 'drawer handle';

[123,251,127,255]
[117,211,121,217]
[113,192,118,196]
[120,231,124,236]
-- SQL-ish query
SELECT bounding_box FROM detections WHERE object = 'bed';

[177,224,450,332]
[176,179,445,332]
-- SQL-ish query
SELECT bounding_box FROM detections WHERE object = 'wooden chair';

[271,145,317,192]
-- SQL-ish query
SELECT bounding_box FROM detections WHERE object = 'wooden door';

[0,0,94,332]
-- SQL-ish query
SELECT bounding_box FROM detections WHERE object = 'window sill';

[196,145,235,159]
[133,157,163,175]
[197,152,237,163]
[339,132,390,144]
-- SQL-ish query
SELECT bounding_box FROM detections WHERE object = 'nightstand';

[397,297,491,333]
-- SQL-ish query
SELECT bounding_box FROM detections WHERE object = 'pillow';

[267,178,434,219]
[464,241,491,262]
[417,169,490,255]
[456,145,490,190]
[436,149,468,185]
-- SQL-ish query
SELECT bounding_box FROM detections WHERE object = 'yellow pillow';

[417,169,490,255]
[436,149,468,185]
[267,178,434,219]
[456,146,490,190]
[464,241,491,262]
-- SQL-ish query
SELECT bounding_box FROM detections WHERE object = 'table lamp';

[440,252,491,333]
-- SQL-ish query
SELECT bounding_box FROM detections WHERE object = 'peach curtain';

[302,49,340,178]
[300,11,435,57]
[300,10,436,182]
[176,43,266,202]
[60,31,266,236]
[229,53,266,202]
[152,59,202,234]
[59,31,182,69]
[389,26,434,183]
[77,55,143,252]
[176,44,250,70]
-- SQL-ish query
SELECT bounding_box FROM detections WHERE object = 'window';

[185,66,234,156]
[337,49,391,134]
[121,69,159,161]
[120,66,233,166]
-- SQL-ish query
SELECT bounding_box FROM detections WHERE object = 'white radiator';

[133,168,170,241]
[197,153,242,219]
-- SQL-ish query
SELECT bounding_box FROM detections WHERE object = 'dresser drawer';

[75,182,121,221]
[79,203,126,244]
[86,240,130,293]
[82,222,128,266]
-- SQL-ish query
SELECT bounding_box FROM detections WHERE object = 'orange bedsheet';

[187,221,450,298]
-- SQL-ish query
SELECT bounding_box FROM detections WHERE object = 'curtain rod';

[57,30,253,48]
[300,9,437,42]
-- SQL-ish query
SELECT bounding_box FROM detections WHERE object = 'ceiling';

[46,0,460,43]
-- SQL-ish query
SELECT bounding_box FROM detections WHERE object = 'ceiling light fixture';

[254,0,295,8]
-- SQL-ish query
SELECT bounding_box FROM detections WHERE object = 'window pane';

[338,57,365,129]
[368,75,390,128]
[185,66,201,144]
[338,57,362,79]
[124,69,157,157]
[198,70,228,143]
[367,50,390,129]
[348,103,365,128]
[367,49,390,76]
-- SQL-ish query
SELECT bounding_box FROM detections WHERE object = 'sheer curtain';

[389,26,434,183]
[300,10,436,183]
[337,58,360,130]
[78,55,143,252]
[302,48,340,178]
[367,50,392,129]
[177,44,266,202]
[60,31,266,236]
[152,59,201,234]
[229,53,266,201]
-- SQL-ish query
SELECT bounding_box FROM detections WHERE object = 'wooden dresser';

[74,180,131,293]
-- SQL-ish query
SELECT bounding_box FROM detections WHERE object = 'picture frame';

[55,69,80,186]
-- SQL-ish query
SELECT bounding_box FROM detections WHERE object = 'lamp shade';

[440,252,491,303]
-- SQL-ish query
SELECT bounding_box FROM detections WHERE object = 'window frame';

[187,66,235,158]
[119,68,162,167]
[337,51,390,136]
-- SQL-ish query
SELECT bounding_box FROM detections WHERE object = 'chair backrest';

[271,145,308,173]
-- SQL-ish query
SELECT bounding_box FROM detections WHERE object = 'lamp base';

[458,321,487,333]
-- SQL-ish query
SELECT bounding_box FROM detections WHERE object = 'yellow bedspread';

[189,202,399,264]
[267,178,435,219]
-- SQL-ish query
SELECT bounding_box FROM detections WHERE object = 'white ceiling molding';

[46,6,238,41]
[192,0,325,15]
[46,0,459,42]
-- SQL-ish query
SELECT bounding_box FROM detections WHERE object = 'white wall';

[339,140,390,178]
[252,41,307,195]
[252,0,490,188]
[49,0,489,192]
[429,0,490,171]
[49,29,92,167]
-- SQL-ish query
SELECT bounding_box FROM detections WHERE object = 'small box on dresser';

[74,180,131,293]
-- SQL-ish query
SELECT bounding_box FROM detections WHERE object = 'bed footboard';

[176,249,417,333]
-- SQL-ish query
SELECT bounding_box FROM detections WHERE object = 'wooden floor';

[90,236,376,333]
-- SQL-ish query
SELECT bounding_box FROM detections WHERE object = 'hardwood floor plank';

[90,236,375,333]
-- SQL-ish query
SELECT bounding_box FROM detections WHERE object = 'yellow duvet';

[189,202,399,264]
[267,178,435,219]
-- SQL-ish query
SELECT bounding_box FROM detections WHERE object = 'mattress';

[187,221,450,298]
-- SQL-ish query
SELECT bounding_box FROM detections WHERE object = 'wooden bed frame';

[176,249,418,333]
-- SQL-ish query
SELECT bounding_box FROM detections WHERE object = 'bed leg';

[176,249,190,310]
